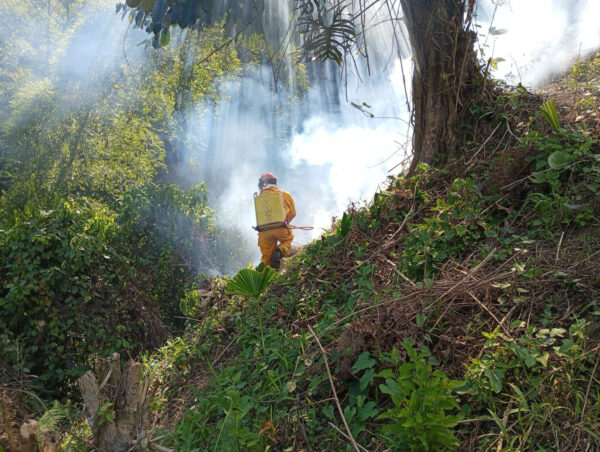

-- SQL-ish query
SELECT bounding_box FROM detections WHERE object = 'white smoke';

[6,0,597,268]
[180,2,411,258]
[476,0,600,87]
[288,60,410,240]
[181,66,396,259]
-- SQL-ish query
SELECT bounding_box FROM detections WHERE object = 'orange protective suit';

[258,186,296,267]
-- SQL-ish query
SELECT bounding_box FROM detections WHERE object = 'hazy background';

[2,0,599,267]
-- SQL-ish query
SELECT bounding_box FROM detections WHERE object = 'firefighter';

[257,172,296,268]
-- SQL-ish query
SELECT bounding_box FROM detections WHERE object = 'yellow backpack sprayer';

[253,190,287,231]
[253,190,313,232]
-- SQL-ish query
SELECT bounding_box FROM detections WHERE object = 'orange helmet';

[259,172,277,189]
[260,172,277,181]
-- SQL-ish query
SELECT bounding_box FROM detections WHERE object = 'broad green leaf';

[322,405,334,420]
[352,351,376,373]
[548,150,574,169]
[484,368,504,393]
[536,352,550,368]
[359,369,375,391]
[226,267,277,299]
[550,328,567,337]
[358,401,378,420]
[455,224,467,236]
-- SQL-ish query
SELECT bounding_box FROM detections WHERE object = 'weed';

[463,317,600,450]
[377,340,463,451]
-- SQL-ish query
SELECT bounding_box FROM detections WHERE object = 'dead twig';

[468,291,513,338]
[359,206,416,266]
[327,422,370,452]
[429,249,497,332]
[468,122,502,165]
[580,351,599,424]
[307,325,361,452]
[149,443,176,452]
[555,232,565,264]
[385,259,416,286]
[212,331,242,366]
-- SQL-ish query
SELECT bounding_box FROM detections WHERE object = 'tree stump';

[0,398,61,452]
[78,353,173,452]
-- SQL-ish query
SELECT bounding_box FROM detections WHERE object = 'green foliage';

[463,317,600,450]
[0,197,124,389]
[152,131,600,450]
[96,402,116,426]
[298,3,356,66]
[226,267,278,300]
[37,400,71,432]
[401,177,497,280]
[0,6,240,205]
[377,340,463,451]
[152,73,600,450]
[226,266,278,351]
[116,0,247,49]
[0,182,219,394]
[168,323,309,451]
[566,51,600,86]
[118,183,220,284]
[0,1,252,397]
[522,126,599,227]
[2,8,597,449]
[540,99,560,130]
[345,352,381,437]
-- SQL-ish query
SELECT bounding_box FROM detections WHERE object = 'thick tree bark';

[400,0,479,173]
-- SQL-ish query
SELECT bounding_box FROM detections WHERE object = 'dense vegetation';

[1,0,599,451]
[0,0,255,399]
[131,55,599,451]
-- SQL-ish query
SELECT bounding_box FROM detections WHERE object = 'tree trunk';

[400,0,479,173]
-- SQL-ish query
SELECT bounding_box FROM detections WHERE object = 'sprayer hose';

[290,225,314,230]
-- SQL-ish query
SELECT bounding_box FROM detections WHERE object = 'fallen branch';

[212,331,243,366]
[386,259,416,286]
[429,248,497,332]
[468,291,513,338]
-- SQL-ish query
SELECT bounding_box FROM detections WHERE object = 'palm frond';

[38,400,70,432]
[298,5,356,66]
[226,267,278,299]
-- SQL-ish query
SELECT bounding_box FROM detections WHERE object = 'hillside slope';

[129,54,600,452]
[3,54,600,452]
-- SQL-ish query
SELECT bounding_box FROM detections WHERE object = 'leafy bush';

[377,340,463,451]
[0,197,127,390]
[401,178,497,280]
[463,318,600,450]
[0,183,221,394]
[523,126,599,227]
[117,183,213,317]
